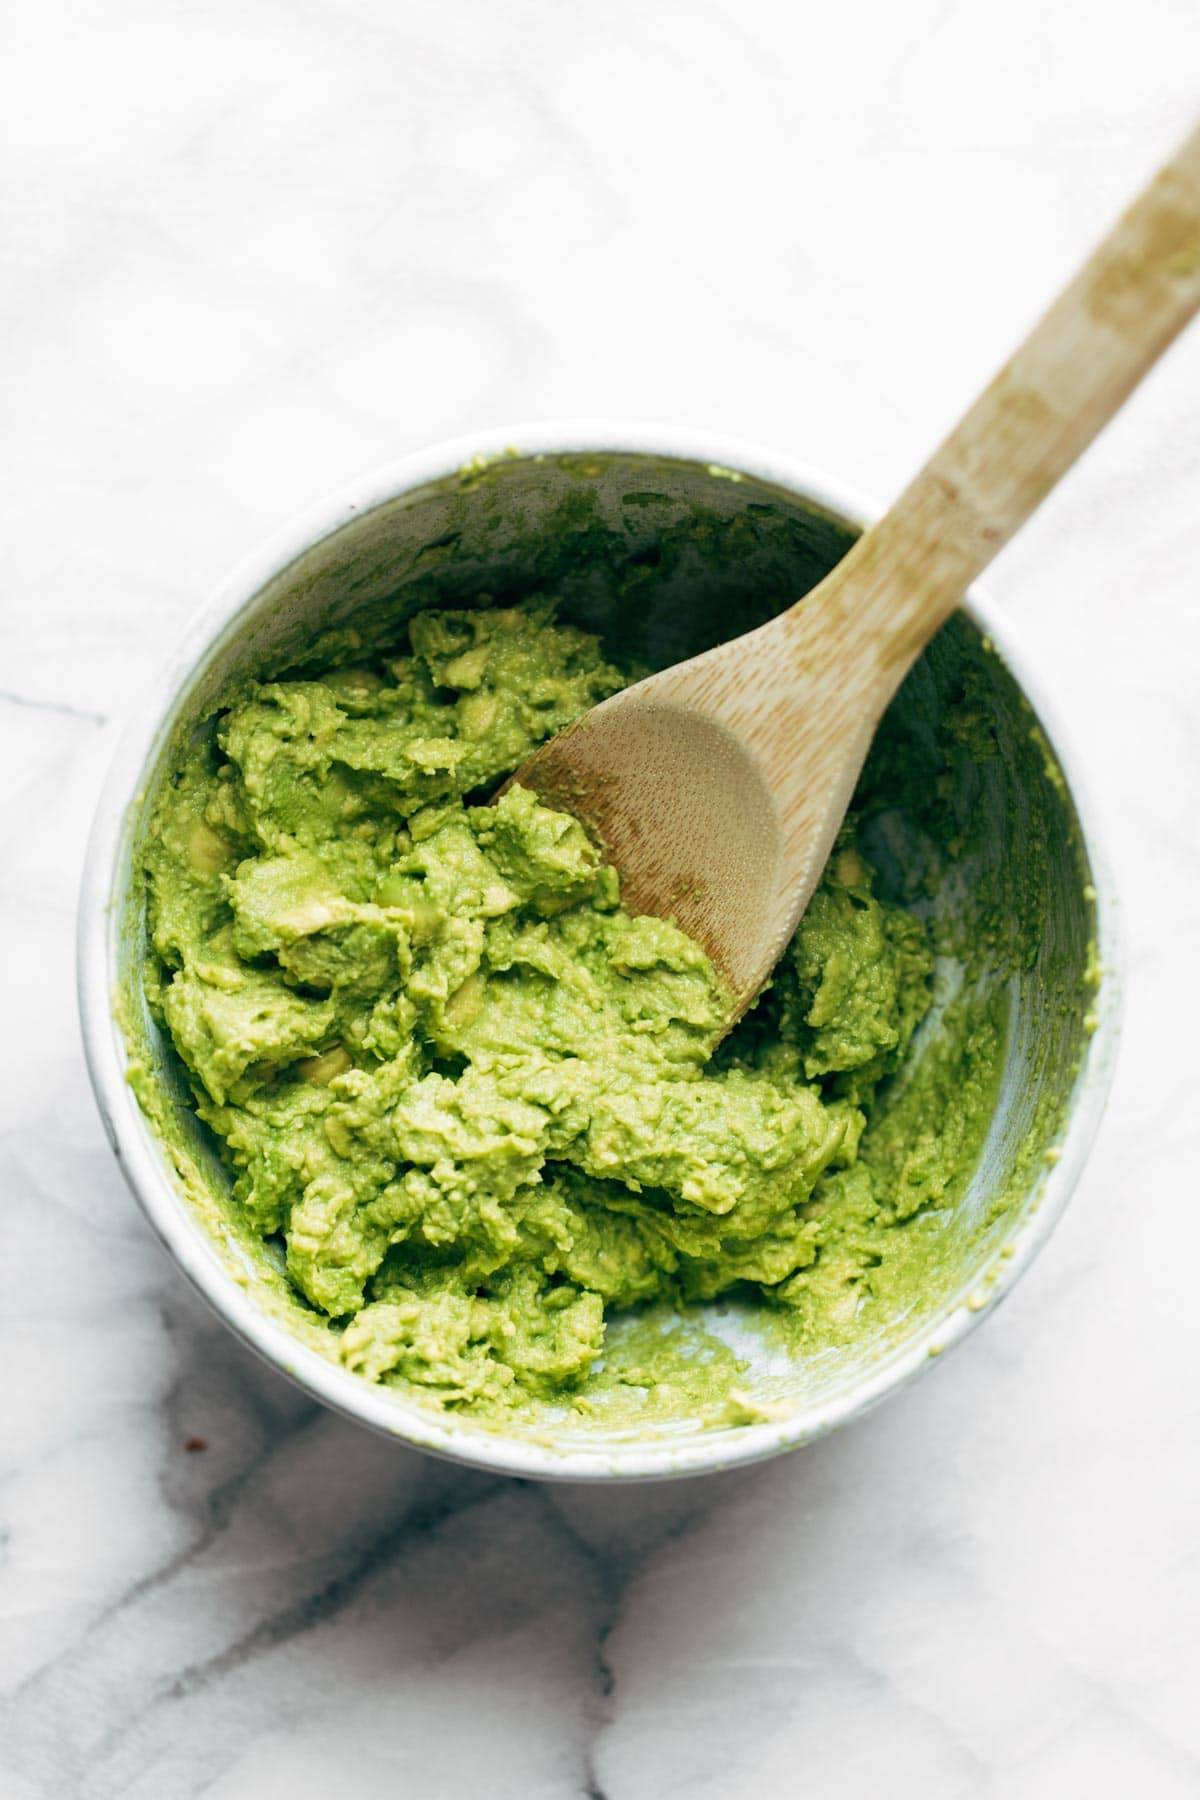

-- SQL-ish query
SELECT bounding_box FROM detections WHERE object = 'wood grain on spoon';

[511,122,1200,1024]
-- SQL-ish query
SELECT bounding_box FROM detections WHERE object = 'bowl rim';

[77,419,1123,1482]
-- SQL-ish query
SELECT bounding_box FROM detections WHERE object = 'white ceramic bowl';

[78,423,1121,1481]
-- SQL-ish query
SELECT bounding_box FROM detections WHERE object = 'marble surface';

[4,0,1200,1793]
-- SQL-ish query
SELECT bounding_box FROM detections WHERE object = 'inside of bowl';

[115,447,1101,1452]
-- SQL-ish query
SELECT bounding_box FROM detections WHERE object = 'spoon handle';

[808,118,1200,688]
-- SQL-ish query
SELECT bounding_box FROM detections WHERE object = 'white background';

[3,2,1199,1795]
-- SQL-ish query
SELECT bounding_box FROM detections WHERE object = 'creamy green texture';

[139,597,1008,1419]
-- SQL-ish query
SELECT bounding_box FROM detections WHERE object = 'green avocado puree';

[137,594,1015,1421]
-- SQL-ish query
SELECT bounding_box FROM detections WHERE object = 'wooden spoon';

[511,122,1200,1025]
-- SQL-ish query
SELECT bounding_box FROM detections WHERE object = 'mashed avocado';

[138,597,998,1418]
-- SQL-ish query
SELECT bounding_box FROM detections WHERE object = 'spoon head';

[510,685,798,1022]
